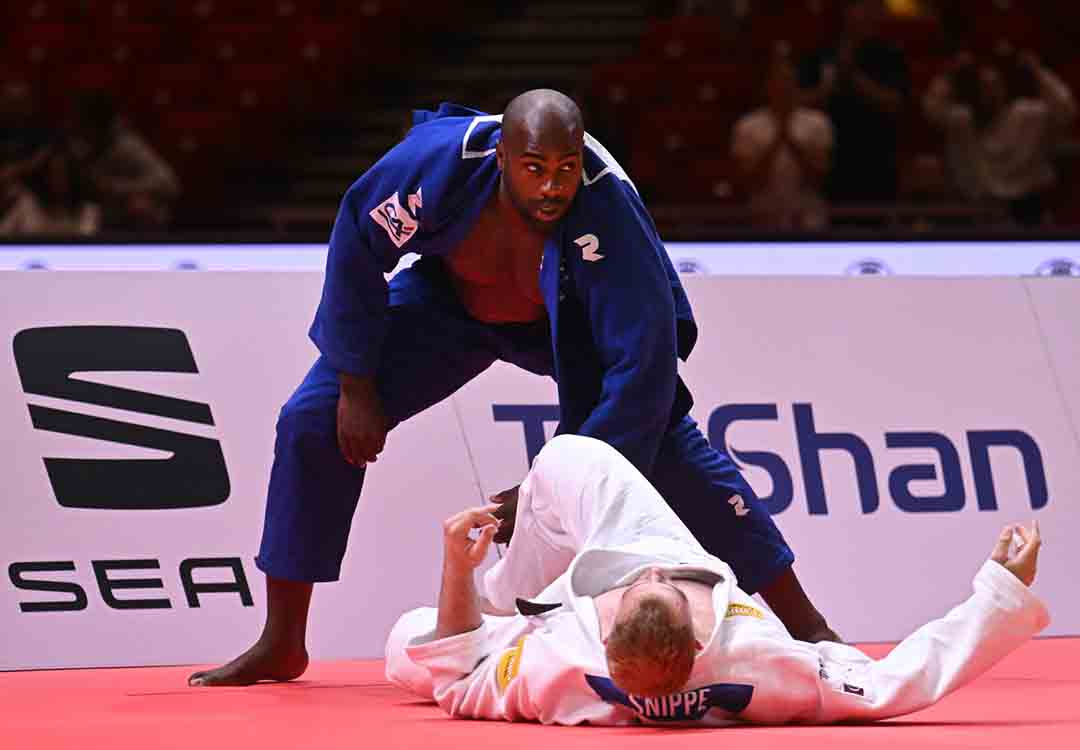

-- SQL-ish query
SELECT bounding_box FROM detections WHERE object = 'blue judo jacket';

[309,103,698,476]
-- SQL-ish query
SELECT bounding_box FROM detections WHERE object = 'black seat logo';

[13,326,230,510]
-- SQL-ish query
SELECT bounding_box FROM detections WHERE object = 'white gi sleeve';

[401,620,541,721]
[483,435,705,611]
[812,560,1050,723]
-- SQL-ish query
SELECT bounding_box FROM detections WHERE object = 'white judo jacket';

[385,435,1050,726]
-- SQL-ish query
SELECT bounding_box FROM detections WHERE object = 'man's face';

[614,567,692,630]
[497,119,583,233]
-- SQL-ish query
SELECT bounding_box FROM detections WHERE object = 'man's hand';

[491,485,520,545]
[990,520,1042,587]
[435,505,499,639]
[443,505,500,571]
[337,374,388,467]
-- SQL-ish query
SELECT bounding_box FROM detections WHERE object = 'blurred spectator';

[0,82,54,236]
[731,49,833,229]
[25,151,102,235]
[900,152,948,201]
[0,180,44,235]
[0,82,53,172]
[895,152,965,229]
[924,50,1076,226]
[799,0,910,204]
[66,91,180,230]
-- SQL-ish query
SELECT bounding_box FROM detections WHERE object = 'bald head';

[496,89,585,232]
[502,89,583,151]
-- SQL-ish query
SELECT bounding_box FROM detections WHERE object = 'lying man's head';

[604,567,699,697]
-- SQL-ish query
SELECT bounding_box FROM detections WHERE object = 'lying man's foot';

[188,640,309,686]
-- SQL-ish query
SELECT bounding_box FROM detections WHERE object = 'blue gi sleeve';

[308,162,420,376]
[570,185,678,476]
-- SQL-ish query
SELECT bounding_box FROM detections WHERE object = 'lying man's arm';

[395,505,544,721]
[812,522,1049,723]
[435,506,498,639]
[394,436,715,722]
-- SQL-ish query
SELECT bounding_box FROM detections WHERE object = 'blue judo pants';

[255,268,794,595]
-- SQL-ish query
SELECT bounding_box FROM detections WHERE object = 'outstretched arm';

[813,522,1048,723]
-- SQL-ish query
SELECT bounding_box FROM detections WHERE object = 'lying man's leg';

[483,433,712,613]
[385,607,439,699]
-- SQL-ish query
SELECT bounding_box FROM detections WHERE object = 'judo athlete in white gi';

[386,435,1049,726]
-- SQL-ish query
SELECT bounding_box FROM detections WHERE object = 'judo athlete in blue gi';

[189,90,837,687]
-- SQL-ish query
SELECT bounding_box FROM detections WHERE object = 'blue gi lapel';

[540,234,562,380]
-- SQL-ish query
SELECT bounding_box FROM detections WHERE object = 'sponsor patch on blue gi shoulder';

[370,188,422,248]
[585,675,752,722]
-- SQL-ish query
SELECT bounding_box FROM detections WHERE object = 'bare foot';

[188,639,309,686]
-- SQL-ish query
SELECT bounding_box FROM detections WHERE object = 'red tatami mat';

[2,638,1078,750]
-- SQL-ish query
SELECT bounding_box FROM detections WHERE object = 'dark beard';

[502,180,560,235]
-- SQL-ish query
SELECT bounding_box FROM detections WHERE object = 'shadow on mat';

[405,717,1078,732]
[129,681,400,696]
[859,718,1079,728]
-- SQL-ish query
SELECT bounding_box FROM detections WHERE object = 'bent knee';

[276,400,337,445]
[534,434,620,470]
[532,435,635,487]
[384,608,437,699]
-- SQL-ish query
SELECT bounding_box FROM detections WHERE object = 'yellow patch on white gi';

[496,636,528,693]
[725,603,764,619]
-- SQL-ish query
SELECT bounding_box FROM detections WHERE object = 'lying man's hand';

[990,520,1042,586]
[491,485,520,545]
[442,504,500,571]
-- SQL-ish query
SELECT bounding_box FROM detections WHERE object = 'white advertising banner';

[1,240,1078,276]
[1,273,1077,671]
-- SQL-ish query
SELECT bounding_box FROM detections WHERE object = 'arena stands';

[1,0,1077,236]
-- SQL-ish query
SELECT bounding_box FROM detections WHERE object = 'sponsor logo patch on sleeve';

[495,636,527,693]
[369,188,421,248]
[819,659,874,702]
[725,603,764,619]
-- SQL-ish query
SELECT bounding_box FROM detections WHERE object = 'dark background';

[2,0,1077,242]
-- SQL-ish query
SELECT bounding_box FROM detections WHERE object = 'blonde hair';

[605,595,696,697]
